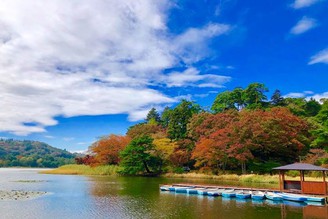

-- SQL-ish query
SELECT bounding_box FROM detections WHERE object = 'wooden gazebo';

[273,163,328,195]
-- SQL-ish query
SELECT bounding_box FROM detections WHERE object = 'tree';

[126,123,164,139]
[167,100,201,140]
[243,82,268,109]
[169,139,195,168]
[119,136,162,175]
[90,134,130,165]
[160,106,172,128]
[311,99,328,150]
[285,98,307,117]
[146,108,161,124]
[211,91,236,113]
[305,98,321,117]
[271,89,285,106]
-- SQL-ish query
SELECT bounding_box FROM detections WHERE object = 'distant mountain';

[0,139,75,167]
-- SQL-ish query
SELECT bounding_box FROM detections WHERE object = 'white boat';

[251,191,265,200]
[281,192,307,202]
[265,192,282,201]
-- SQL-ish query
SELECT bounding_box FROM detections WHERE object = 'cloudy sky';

[0,0,327,152]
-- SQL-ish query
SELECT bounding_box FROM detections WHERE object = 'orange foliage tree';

[89,134,130,165]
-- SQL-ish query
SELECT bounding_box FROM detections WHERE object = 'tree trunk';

[143,160,151,173]
[241,162,246,174]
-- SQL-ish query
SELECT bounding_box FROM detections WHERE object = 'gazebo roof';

[273,163,328,171]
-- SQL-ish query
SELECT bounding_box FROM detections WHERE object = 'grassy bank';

[163,172,325,184]
[40,164,120,176]
[41,165,325,185]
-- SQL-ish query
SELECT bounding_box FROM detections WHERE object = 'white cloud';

[309,48,328,64]
[290,17,317,35]
[173,23,231,63]
[0,0,231,135]
[44,135,55,139]
[63,137,75,141]
[164,67,231,88]
[310,92,328,102]
[284,91,328,102]
[284,92,306,98]
[291,0,320,9]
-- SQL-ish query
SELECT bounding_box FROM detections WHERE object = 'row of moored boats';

[160,185,326,203]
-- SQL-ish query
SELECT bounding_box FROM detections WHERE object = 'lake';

[0,168,327,219]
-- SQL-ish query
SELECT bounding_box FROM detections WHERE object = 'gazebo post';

[300,170,304,193]
[281,171,285,191]
[323,171,327,195]
[279,170,282,191]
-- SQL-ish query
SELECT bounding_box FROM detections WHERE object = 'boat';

[187,187,206,194]
[251,191,265,200]
[160,185,171,191]
[236,190,251,199]
[303,195,325,203]
[175,186,192,193]
[222,189,236,198]
[207,188,226,196]
[281,192,307,202]
[197,188,218,196]
[265,192,282,201]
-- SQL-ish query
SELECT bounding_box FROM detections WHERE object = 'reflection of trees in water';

[87,176,325,218]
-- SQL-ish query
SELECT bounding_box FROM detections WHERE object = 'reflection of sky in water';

[0,169,326,219]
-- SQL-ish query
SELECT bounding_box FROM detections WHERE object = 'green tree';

[119,136,162,175]
[146,108,161,124]
[285,98,307,117]
[305,98,321,117]
[211,91,236,113]
[243,82,268,109]
[160,106,172,128]
[167,100,201,140]
[311,99,328,150]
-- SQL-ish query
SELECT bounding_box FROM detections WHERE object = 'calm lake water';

[0,168,327,219]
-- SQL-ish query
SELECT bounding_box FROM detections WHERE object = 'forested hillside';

[0,139,75,167]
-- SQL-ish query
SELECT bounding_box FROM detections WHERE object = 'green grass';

[40,164,120,176]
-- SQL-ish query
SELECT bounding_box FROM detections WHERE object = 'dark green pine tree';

[146,108,161,124]
[270,89,286,106]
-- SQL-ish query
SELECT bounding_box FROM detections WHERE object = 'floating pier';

[160,183,328,205]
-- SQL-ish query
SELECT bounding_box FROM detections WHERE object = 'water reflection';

[0,169,327,219]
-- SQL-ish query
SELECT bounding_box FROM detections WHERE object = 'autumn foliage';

[89,135,130,165]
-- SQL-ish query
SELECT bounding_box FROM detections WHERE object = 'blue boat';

[304,195,325,203]
[187,187,205,194]
[236,191,251,199]
[197,188,218,196]
[222,189,236,198]
[281,193,307,202]
[207,188,226,196]
[175,186,191,193]
[265,192,282,201]
[251,191,265,200]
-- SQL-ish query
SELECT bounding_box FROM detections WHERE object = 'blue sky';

[0,0,327,152]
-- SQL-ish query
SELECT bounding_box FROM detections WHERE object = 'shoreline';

[40,164,325,185]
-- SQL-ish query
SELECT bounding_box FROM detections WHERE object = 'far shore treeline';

[76,82,328,176]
